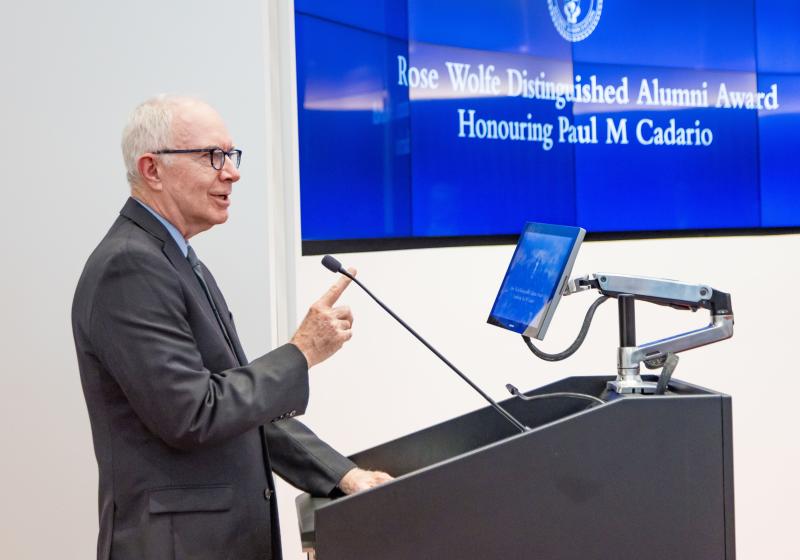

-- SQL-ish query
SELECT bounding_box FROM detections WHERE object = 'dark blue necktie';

[186,246,237,357]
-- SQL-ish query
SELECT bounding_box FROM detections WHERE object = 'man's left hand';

[338,467,394,495]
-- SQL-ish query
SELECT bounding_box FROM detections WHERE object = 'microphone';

[321,254,528,433]
[321,254,343,274]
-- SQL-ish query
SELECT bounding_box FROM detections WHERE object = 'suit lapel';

[200,265,248,366]
[162,241,221,330]
[119,198,239,364]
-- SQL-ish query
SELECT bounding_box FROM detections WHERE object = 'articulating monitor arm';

[566,273,734,394]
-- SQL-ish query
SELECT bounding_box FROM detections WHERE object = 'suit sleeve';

[89,242,309,450]
[265,418,357,496]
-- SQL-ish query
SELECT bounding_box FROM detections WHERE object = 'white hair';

[121,94,198,187]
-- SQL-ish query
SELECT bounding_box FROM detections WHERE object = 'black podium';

[295,376,735,560]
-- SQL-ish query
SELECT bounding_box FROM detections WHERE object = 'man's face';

[157,102,241,239]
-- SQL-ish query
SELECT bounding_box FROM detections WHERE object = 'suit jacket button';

[264,488,273,500]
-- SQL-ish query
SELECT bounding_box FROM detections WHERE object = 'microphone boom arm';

[322,255,529,433]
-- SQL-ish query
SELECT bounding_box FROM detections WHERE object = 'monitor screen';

[488,222,584,340]
[294,0,800,252]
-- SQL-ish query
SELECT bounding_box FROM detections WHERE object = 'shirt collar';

[133,199,189,258]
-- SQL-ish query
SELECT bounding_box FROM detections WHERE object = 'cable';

[522,295,610,361]
[655,353,679,395]
[506,384,605,405]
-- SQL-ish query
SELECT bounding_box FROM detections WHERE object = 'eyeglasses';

[154,147,242,171]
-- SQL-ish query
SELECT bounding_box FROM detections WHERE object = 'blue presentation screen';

[295,0,800,244]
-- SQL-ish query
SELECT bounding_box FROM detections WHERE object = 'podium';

[295,376,735,560]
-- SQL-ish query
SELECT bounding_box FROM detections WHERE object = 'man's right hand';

[290,269,356,368]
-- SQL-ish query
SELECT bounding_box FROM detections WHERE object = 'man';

[72,95,390,560]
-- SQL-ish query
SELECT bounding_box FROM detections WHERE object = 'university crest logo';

[548,0,603,42]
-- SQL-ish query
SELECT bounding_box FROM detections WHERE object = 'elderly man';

[72,95,390,560]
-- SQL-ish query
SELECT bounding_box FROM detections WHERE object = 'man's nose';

[220,155,241,182]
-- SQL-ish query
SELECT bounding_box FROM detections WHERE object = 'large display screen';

[295,0,800,250]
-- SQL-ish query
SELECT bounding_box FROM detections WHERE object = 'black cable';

[655,353,679,395]
[522,295,610,361]
[506,384,605,405]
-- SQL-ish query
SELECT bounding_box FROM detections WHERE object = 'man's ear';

[137,154,163,191]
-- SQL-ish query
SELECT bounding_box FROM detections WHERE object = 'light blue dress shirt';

[134,199,189,257]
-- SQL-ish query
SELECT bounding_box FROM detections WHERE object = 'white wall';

[2,1,798,559]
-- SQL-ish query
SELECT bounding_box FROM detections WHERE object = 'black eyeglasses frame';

[153,148,242,170]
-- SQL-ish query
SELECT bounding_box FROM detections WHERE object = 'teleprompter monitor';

[487,222,585,340]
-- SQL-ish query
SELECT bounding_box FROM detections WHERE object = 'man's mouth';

[211,194,230,201]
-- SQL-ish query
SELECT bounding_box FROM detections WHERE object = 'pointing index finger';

[319,268,356,307]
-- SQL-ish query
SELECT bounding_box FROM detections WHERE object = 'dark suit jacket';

[72,198,355,560]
